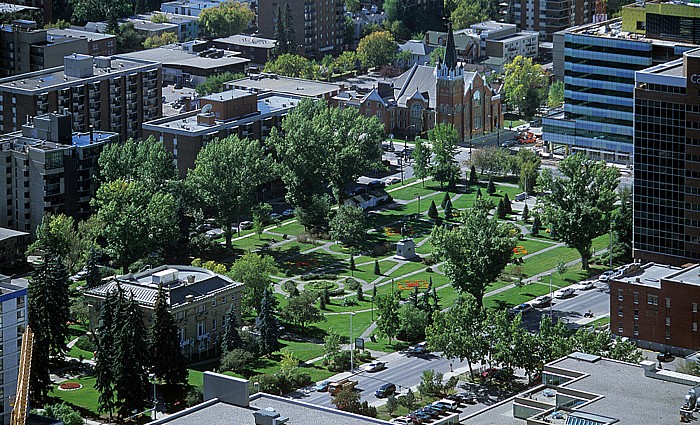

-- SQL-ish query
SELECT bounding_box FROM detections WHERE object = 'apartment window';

[695,303,699,313]
[666,329,671,340]
[648,294,658,306]
[176,311,185,320]
[197,320,206,336]
[666,297,671,308]
[177,327,185,342]
[222,295,227,303]
[618,322,623,334]
[618,305,623,317]
[16,310,24,322]
[634,309,639,320]
[694,322,698,332]
[197,304,205,314]
[211,298,216,308]
[618,289,623,301]
[633,291,639,304]
[211,318,216,331]
[231,294,236,302]
[16,297,24,309]
[633,324,639,336]
[666,317,671,326]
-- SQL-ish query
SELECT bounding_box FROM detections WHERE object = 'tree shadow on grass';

[267,247,346,277]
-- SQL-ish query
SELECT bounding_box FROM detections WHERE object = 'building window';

[633,291,639,304]
[177,328,185,342]
[666,329,671,340]
[666,317,671,326]
[17,297,24,309]
[222,295,226,303]
[634,309,639,320]
[648,295,658,306]
[694,303,698,313]
[618,289,623,301]
[618,323,623,333]
[211,299,217,308]
[197,321,206,336]
[694,322,698,332]
[212,318,216,331]
[197,304,205,314]
[633,324,638,336]
[618,306,623,317]
[666,297,671,308]
[176,311,185,320]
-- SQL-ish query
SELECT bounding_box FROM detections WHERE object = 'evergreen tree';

[428,200,439,219]
[503,193,513,214]
[349,254,355,271]
[85,249,102,288]
[319,292,326,309]
[487,177,496,195]
[113,294,150,418]
[149,284,187,386]
[273,6,287,55]
[290,285,300,297]
[469,165,478,184]
[221,303,243,353]
[410,286,419,306]
[95,288,119,418]
[258,287,280,355]
[431,287,440,311]
[372,283,377,299]
[444,198,453,219]
[497,199,506,219]
[28,254,70,403]
[324,286,330,304]
[374,259,381,275]
[476,187,483,198]
[357,286,364,301]
[441,192,451,209]
[522,203,530,222]
[532,215,541,236]
[284,3,296,54]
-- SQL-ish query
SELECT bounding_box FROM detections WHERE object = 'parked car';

[657,352,674,362]
[270,212,282,221]
[70,269,87,282]
[352,186,367,195]
[205,228,224,238]
[314,381,331,392]
[407,341,428,354]
[508,303,533,315]
[363,361,387,372]
[368,180,386,189]
[531,295,552,308]
[554,287,575,299]
[598,270,615,282]
[239,221,253,230]
[515,192,528,202]
[575,281,596,291]
[282,208,295,217]
[434,399,460,411]
[375,383,397,398]
[447,392,477,404]
[385,176,401,185]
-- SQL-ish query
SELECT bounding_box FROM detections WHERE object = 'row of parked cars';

[508,281,596,316]
[391,392,477,424]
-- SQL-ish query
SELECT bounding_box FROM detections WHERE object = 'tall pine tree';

[273,6,287,55]
[221,302,243,353]
[95,288,120,418]
[85,249,102,288]
[257,287,280,355]
[28,253,70,403]
[284,3,296,54]
[149,284,187,386]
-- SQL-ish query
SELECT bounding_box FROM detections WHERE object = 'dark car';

[368,180,386,190]
[352,186,367,195]
[375,383,396,398]
[657,352,674,362]
[448,391,478,404]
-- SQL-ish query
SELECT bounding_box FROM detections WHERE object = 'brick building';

[212,34,276,65]
[84,265,244,360]
[46,28,116,57]
[514,0,593,41]
[610,262,700,354]
[0,54,161,141]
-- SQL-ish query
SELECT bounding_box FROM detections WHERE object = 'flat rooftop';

[665,264,700,286]
[0,2,38,13]
[227,75,343,98]
[120,45,249,69]
[201,88,255,102]
[0,227,28,241]
[47,28,115,41]
[567,18,699,49]
[0,275,28,298]
[157,393,391,425]
[0,56,159,94]
[215,34,276,48]
[614,263,681,288]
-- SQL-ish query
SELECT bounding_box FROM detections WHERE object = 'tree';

[357,30,397,69]
[477,187,483,198]
[273,6,287,55]
[612,186,632,259]
[93,180,178,272]
[28,254,70,402]
[398,304,430,342]
[149,284,187,386]
[94,288,119,418]
[418,369,458,398]
[257,287,280,355]
[547,80,565,108]
[357,286,364,301]
[335,50,359,73]
[199,0,254,38]
[412,137,431,186]
[487,177,496,195]
[349,254,356,271]
[195,71,244,96]
[398,388,417,411]
[330,205,366,246]
[444,198,454,219]
[441,192,451,209]
[323,328,343,359]
[503,56,548,119]
[221,303,243,353]
[230,253,277,314]
[431,207,516,307]
[143,31,177,48]
[386,395,398,416]
[28,213,84,274]
[264,53,318,79]
[71,0,132,25]
[220,348,254,373]
[522,204,530,222]
[332,385,361,411]
[284,3,296,53]
[280,290,325,330]
[374,259,381,275]
[469,165,478,184]
[497,199,506,219]
[426,296,485,377]
[429,123,460,188]
[450,0,496,29]
[113,22,145,53]
[99,136,176,194]
[427,200,439,220]
[532,215,541,236]
[429,46,446,65]
[538,153,620,269]
[187,135,272,248]
[38,403,82,425]
[375,291,400,342]
[503,193,513,214]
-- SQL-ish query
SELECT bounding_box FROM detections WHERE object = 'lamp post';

[415,194,421,218]
[398,157,404,185]
[609,220,615,271]
[350,312,356,373]
[149,373,157,420]
[549,273,553,319]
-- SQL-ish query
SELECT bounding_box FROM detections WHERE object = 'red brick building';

[610,262,700,354]
[349,25,503,141]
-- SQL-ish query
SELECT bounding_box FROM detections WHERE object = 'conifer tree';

[503,193,513,214]
[258,287,280,355]
[349,254,355,271]
[85,249,102,288]
[113,294,150,418]
[522,203,530,222]
[476,187,483,198]
[319,292,326,309]
[95,287,123,418]
[273,6,287,55]
[428,200,439,219]
[28,253,70,403]
[487,177,496,195]
[149,284,187,386]
[284,3,296,54]
[324,286,330,304]
[441,192,451,209]
[497,199,506,219]
[221,302,243,353]
[532,215,542,236]
[374,259,381,275]
[357,285,364,302]
[444,198,453,218]
[469,165,478,184]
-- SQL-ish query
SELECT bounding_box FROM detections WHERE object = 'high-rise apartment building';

[543,17,696,163]
[513,0,593,40]
[633,47,700,264]
[0,275,27,425]
[0,54,161,141]
[0,112,118,236]
[257,0,344,57]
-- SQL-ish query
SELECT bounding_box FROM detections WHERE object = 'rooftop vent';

[152,268,179,285]
[185,294,194,303]
[187,275,195,284]
[253,408,289,425]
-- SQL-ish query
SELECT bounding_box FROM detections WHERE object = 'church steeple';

[444,22,457,72]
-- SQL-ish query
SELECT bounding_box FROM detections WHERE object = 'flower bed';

[58,382,83,391]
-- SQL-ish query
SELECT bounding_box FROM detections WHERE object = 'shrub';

[342,297,358,307]
[185,388,203,407]
[300,273,338,281]
[305,281,338,291]
[74,335,96,353]
[423,255,439,266]
[188,233,220,258]
[282,281,299,294]
[345,277,361,291]
[250,371,313,395]
[220,348,255,373]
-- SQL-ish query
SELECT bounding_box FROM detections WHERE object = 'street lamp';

[149,373,157,420]
[398,157,404,185]
[350,312,356,373]
[549,273,553,319]
[609,220,615,272]
[415,194,421,218]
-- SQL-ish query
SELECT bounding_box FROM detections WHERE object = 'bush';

[371,242,391,257]
[342,297,358,307]
[300,273,338,281]
[345,277,361,291]
[423,255,439,266]
[185,388,203,407]
[250,371,313,395]
[220,348,255,373]
[74,335,96,353]
[282,281,299,294]
[305,281,338,291]
[188,233,220,258]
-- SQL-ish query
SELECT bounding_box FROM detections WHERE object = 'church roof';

[361,88,388,106]
[444,22,458,71]
[392,64,437,108]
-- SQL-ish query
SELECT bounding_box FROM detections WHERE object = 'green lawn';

[271,221,306,237]
[188,369,204,389]
[50,376,101,416]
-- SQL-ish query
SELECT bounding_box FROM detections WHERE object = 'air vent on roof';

[187,275,195,284]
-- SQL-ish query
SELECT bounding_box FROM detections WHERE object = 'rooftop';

[85,265,242,307]
[227,75,343,98]
[0,2,38,13]
[567,17,699,49]
[119,45,249,70]
[0,227,28,241]
[46,27,115,41]
[200,88,255,101]
[0,56,159,94]
[214,34,276,48]
[135,12,200,23]
[0,275,28,299]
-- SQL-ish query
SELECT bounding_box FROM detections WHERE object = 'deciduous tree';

[357,30,397,69]
[375,291,400,342]
[429,123,460,188]
[195,72,244,96]
[230,253,277,314]
[199,0,254,38]
[280,291,325,330]
[412,137,431,186]
[547,80,564,108]
[503,56,548,119]
[330,205,366,246]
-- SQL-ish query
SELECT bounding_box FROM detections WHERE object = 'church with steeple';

[357,23,503,141]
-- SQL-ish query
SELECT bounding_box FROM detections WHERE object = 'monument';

[395,223,418,260]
